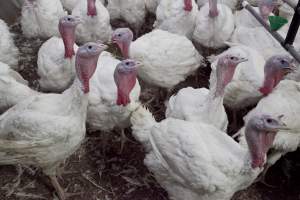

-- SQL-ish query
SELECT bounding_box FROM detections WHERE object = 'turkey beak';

[135,61,142,68]
[288,59,297,72]
[274,115,290,131]
[238,57,248,64]
[74,16,82,25]
[95,41,108,51]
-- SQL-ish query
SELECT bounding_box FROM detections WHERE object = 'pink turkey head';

[59,15,81,58]
[215,54,248,97]
[184,0,193,11]
[112,28,134,59]
[245,114,289,169]
[75,42,107,93]
[114,59,140,106]
[259,55,296,96]
[87,0,97,17]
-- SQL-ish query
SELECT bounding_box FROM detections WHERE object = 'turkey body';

[72,0,112,43]
[107,0,146,35]
[60,0,105,12]
[238,80,300,171]
[211,44,265,110]
[87,52,141,131]
[193,3,234,48]
[196,0,238,10]
[166,86,228,131]
[130,106,261,200]
[145,0,160,14]
[145,118,260,200]
[37,37,78,92]
[0,79,88,176]
[130,30,203,88]
[0,19,19,69]
[21,0,65,38]
[231,26,287,60]
[154,0,198,38]
[234,7,266,28]
[0,62,38,114]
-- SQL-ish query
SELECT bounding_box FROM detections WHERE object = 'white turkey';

[60,0,105,12]
[231,0,295,60]
[60,0,79,12]
[72,0,112,43]
[21,0,66,38]
[131,105,289,200]
[192,0,235,49]
[145,0,160,14]
[87,56,141,152]
[235,56,300,184]
[112,28,203,89]
[0,62,38,114]
[196,0,238,10]
[0,42,106,200]
[234,0,276,29]
[230,25,289,60]
[37,15,80,92]
[279,0,297,20]
[166,53,248,131]
[154,0,198,38]
[0,19,19,69]
[107,0,146,36]
[210,44,265,112]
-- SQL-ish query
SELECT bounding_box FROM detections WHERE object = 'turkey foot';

[119,129,135,154]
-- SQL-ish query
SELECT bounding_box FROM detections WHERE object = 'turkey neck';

[259,69,284,96]
[208,0,219,17]
[208,60,236,104]
[203,76,225,123]
[120,40,131,59]
[259,74,276,96]
[184,0,193,11]
[63,78,89,120]
[245,124,277,169]
[87,0,97,16]
[59,25,76,59]
[203,61,236,122]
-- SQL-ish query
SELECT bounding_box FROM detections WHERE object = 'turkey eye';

[88,45,92,49]
[281,60,286,65]
[125,62,130,65]
[67,17,71,21]
[266,119,272,123]
[230,56,234,60]
[118,33,122,37]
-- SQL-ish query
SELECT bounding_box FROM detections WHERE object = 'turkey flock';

[0,0,300,199]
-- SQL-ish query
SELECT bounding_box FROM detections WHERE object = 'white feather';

[193,3,234,48]
[0,62,38,114]
[87,51,141,131]
[130,30,203,88]
[37,37,78,92]
[72,0,112,43]
[154,0,198,38]
[21,0,66,38]
[0,19,19,69]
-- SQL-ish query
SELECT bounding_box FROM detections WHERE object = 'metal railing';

[242,0,300,63]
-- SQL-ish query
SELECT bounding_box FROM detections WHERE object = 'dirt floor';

[1,13,300,200]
